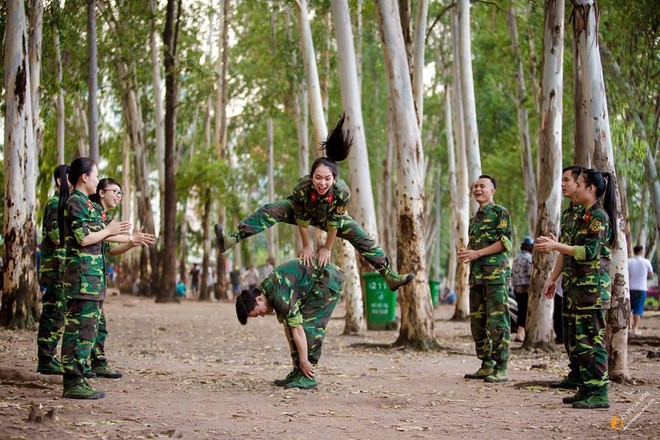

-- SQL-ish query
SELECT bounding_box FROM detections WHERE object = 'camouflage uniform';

[61,189,106,383]
[567,202,611,396]
[37,194,67,361]
[467,203,513,372]
[89,208,113,370]
[259,259,344,366]
[559,203,584,383]
[228,175,389,269]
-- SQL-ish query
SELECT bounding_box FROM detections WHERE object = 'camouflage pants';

[232,200,389,269]
[469,284,510,369]
[567,309,609,393]
[61,299,102,379]
[37,278,66,359]
[561,295,579,380]
[90,308,108,367]
[284,285,342,365]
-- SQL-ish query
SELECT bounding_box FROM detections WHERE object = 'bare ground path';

[0,294,657,439]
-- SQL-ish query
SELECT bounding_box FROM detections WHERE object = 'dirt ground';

[0,293,657,440]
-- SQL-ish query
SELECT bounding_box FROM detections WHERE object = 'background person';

[627,245,653,335]
[511,236,534,342]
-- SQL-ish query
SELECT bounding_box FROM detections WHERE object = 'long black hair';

[580,168,618,247]
[55,164,70,245]
[57,157,97,245]
[311,113,353,179]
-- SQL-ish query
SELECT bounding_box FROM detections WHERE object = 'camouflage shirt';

[63,189,107,300]
[568,202,612,310]
[39,193,66,284]
[560,203,584,289]
[259,259,345,327]
[289,175,350,230]
[468,203,513,285]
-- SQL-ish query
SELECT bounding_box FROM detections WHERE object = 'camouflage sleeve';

[291,176,312,228]
[573,213,609,261]
[44,197,60,244]
[326,178,351,230]
[497,208,513,252]
[285,298,304,327]
[68,195,91,245]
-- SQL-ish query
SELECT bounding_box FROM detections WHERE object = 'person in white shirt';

[627,245,654,335]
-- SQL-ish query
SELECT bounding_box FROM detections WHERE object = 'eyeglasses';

[106,189,123,196]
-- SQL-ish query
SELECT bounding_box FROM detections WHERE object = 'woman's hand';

[535,233,558,253]
[106,218,132,236]
[317,247,331,267]
[543,278,557,300]
[131,227,156,247]
[298,359,315,379]
[300,245,315,266]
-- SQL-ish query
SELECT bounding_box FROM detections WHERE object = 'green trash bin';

[362,272,397,330]
[429,280,440,307]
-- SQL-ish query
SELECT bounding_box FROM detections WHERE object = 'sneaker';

[284,374,318,389]
[91,364,123,379]
[484,369,509,383]
[464,366,494,379]
[37,357,64,375]
[273,369,300,387]
[572,394,610,409]
[562,390,587,404]
[63,379,105,400]
[550,376,580,389]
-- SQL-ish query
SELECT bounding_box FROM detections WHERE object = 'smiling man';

[458,174,513,383]
[235,259,345,389]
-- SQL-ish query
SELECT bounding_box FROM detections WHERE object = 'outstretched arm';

[317,228,338,266]
[298,226,314,266]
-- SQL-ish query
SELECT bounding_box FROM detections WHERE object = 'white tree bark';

[507,7,537,234]
[87,0,99,162]
[451,8,470,320]
[53,23,65,164]
[2,0,39,327]
[446,87,458,294]
[296,0,364,334]
[331,0,378,239]
[572,0,630,382]
[457,0,481,187]
[215,0,229,158]
[376,0,434,348]
[149,0,166,228]
[524,0,564,351]
[267,118,277,260]
[29,0,43,157]
[411,0,428,130]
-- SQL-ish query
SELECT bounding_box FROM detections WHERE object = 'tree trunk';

[451,8,470,321]
[445,87,458,295]
[266,118,277,261]
[376,0,435,349]
[411,0,428,130]
[199,189,212,302]
[149,0,166,243]
[457,0,481,187]
[507,7,537,235]
[353,0,363,88]
[53,22,65,164]
[87,0,99,162]
[157,0,181,303]
[572,32,590,167]
[29,0,43,158]
[73,99,88,157]
[523,0,564,352]
[297,0,364,334]
[1,0,39,329]
[571,0,631,383]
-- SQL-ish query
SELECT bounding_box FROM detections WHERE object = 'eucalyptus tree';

[571,0,631,382]
[523,0,564,351]
[1,0,40,328]
[87,0,99,162]
[376,0,435,349]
